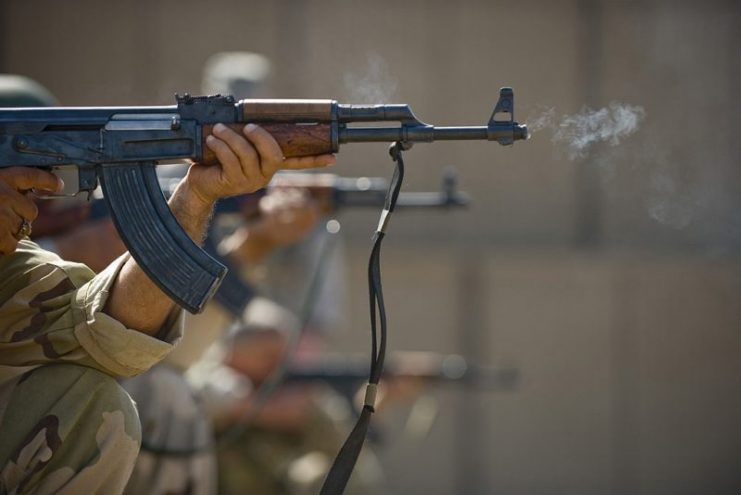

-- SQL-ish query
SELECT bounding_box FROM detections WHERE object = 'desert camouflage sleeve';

[0,240,183,378]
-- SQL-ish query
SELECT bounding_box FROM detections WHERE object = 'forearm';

[102,123,333,336]
[104,178,214,336]
[214,389,313,433]
[0,241,182,377]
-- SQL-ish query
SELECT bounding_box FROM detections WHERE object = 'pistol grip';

[100,163,226,313]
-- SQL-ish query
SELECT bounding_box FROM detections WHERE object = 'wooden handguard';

[239,99,335,122]
[201,122,335,164]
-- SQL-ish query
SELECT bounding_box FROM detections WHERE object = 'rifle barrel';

[339,124,527,145]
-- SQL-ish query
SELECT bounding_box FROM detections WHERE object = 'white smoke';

[554,103,646,159]
[527,103,700,231]
[528,103,646,160]
[628,140,698,230]
[597,130,699,231]
[646,160,695,230]
[342,52,398,103]
[526,106,556,133]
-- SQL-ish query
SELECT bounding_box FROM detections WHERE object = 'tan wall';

[2,0,740,493]
[335,247,741,494]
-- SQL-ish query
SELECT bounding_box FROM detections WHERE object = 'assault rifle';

[282,352,519,398]
[0,88,527,312]
[263,169,470,213]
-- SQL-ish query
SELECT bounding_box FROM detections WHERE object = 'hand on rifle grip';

[0,167,62,254]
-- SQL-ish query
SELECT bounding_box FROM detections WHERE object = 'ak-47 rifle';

[263,169,470,213]
[0,88,527,313]
[282,352,519,399]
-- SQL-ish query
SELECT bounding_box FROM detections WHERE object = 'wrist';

[167,177,216,245]
[174,176,216,214]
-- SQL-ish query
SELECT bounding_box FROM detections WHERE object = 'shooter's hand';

[221,187,321,264]
[0,167,63,255]
[256,187,321,246]
[186,123,335,206]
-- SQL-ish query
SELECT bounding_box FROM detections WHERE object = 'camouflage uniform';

[0,240,183,494]
[215,385,385,495]
[121,363,217,495]
[120,296,298,495]
[120,301,233,495]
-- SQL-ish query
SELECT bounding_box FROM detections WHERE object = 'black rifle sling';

[320,142,406,495]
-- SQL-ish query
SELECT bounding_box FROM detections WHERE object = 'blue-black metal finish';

[100,163,226,313]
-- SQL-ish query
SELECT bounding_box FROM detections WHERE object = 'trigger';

[37,165,94,198]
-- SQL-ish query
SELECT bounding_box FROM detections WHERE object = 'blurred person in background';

[188,301,385,495]
[122,183,322,495]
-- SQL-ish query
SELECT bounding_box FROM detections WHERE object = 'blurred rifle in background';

[283,351,519,398]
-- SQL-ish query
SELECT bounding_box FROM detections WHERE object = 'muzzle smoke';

[529,103,646,159]
[343,52,398,103]
[528,103,699,232]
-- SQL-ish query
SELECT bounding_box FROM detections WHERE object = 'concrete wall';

[2,0,740,493]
